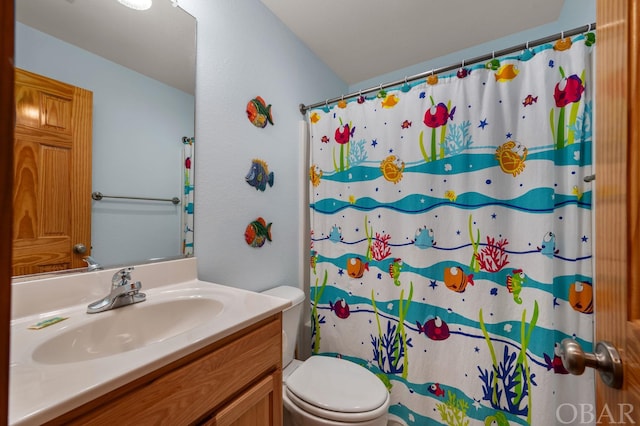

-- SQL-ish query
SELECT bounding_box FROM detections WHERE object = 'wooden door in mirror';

[13,69,92,276]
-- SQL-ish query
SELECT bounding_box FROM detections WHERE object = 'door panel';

[12,69,92,275]
[596,0,640,422]
[0,1,13,421]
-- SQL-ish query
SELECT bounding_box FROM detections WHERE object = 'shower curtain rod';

[299,22,596,115]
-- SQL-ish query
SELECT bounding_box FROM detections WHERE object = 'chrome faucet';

[83,256,103,272]
[86,267,146,314]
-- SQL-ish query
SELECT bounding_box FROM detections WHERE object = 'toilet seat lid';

[285,356,388,414]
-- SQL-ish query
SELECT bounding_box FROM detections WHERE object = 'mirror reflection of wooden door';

[595,0,640,423]
[13,69,92,276]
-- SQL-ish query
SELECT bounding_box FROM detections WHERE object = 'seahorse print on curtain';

[308,33,595,426]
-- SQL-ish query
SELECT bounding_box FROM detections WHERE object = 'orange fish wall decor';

[246,96,274,128]
[244,217,272,248]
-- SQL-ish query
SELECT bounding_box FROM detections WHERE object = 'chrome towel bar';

[91,191,180,205]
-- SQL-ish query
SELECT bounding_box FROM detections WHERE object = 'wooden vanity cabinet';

[47,314,283,426]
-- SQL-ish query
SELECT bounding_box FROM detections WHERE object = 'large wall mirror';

[14,0,196,277]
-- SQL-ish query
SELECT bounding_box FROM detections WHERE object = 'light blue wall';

[350,0,596,93]
[15,23,195,267]
[110,0,593,294]
[179,0,347,291]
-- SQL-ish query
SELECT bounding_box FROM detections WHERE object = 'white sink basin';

[32,297,224,364]
[9,257,290,426]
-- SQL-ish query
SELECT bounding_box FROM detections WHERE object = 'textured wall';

[179,0,347,291]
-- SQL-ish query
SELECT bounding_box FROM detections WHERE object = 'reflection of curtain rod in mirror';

[91,191,180,205]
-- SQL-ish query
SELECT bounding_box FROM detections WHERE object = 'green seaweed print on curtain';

[420,97,455,162]
[371,282,413,380]
[333,118,353,172]
[478,302,539,424]
[550,67,586,149]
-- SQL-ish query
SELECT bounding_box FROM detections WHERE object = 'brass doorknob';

[73,243,87,254]
[559,338,623,389]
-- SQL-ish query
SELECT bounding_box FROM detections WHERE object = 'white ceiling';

[16,1,566,92]
[16,0,196,94]
[260,0,566,85]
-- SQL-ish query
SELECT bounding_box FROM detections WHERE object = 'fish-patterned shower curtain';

[182,136,195,255]
[308,33,595,425]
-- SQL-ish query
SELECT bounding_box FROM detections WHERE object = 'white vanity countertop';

[9,257,290,425]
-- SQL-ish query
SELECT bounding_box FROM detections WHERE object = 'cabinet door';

[205,373,281,426]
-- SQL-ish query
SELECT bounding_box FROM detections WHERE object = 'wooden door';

[13,69,92,276]
[595,0,640,423]
[0,1,13,423]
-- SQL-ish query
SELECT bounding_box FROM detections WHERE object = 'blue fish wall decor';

[245,159,274,191]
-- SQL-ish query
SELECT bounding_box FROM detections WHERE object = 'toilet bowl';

[262,286,389,426]
[283,356,390,426]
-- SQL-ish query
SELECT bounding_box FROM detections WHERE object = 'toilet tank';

[261,285,305,367]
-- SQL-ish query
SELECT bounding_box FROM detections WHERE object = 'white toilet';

[262,286,390,426]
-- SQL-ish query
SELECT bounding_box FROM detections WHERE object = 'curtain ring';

[526,41,529,50]
[561,31,565,39]
[587,23,592,32]
[461,59,465,67]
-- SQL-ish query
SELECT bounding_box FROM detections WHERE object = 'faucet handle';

[83,256,103,271]
[112,267,135,287]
